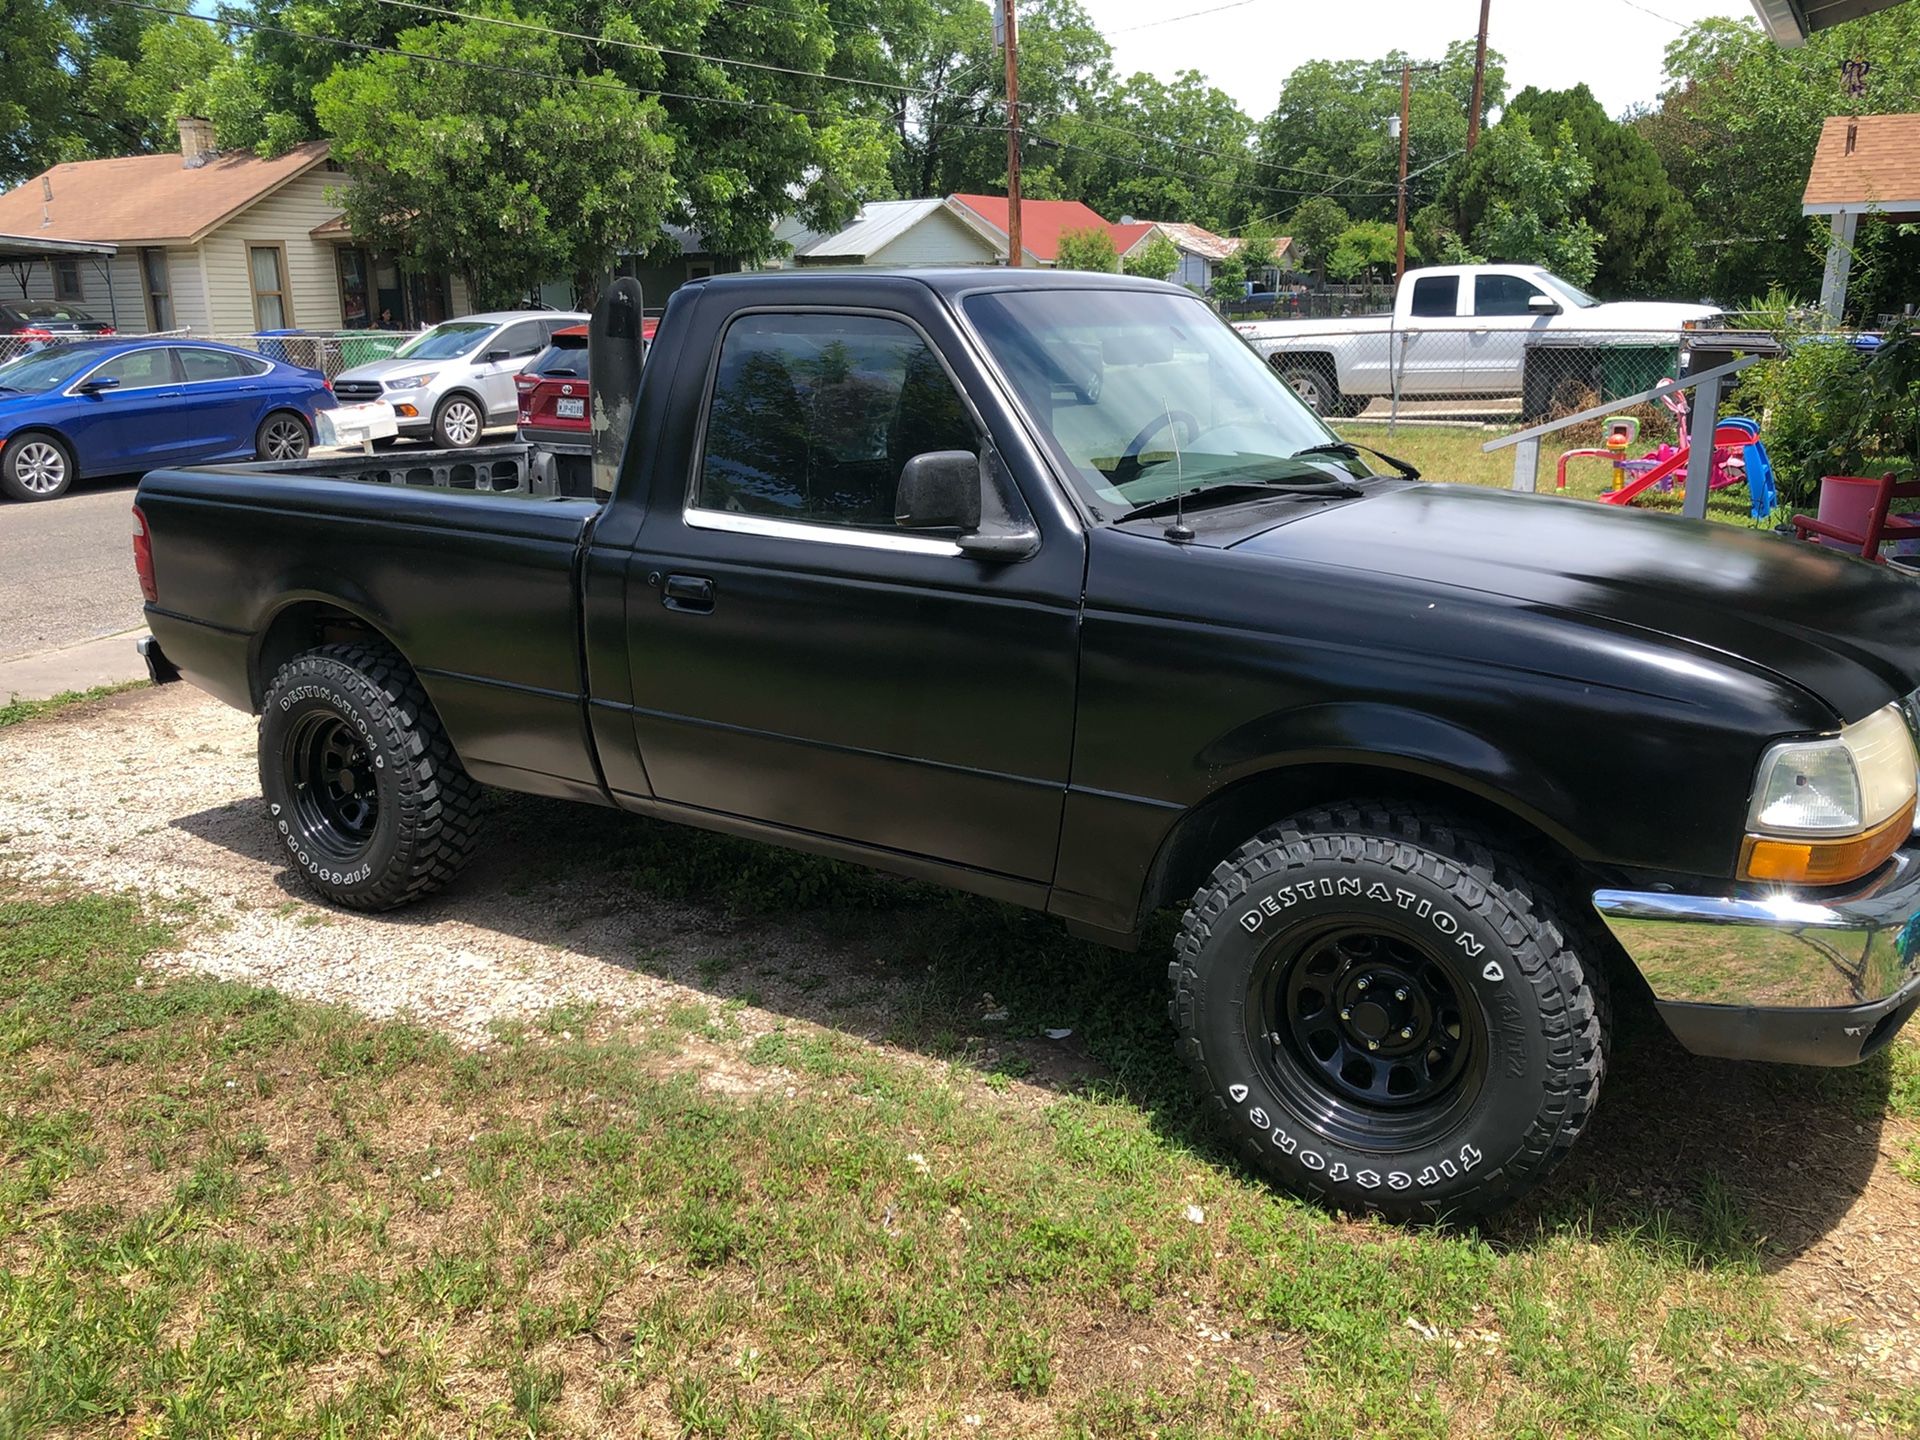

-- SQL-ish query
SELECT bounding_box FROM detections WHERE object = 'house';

[948,194,1119,266]
[1802,113,1920,321]
[0,118,470,335]
[1111,220,1295,292]
[764,197,1012,268]
[1750,0,1912,45]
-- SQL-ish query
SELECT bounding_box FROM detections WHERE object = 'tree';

[1639,10,1920,306]
[1121,232,1180,281]
[1055,226,1117,272]
[1506,83,1692,296]
[1444,116,1599,285]
[1252,40,1505,228]
[1325,220,1401,282]
[1064,69,1251,232]
[314,16,673,306]
[1285,197,1348,280]
[1206,248,1246,304]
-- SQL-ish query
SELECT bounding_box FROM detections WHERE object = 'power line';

[115,0,1444,212]
[1108,0,1257,35]
[1608,0,1686,26]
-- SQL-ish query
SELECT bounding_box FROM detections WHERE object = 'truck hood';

[1231,484,1920,721]
[333,356,463,385]
[1574,299,1720,329]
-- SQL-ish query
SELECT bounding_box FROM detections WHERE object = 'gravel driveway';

[0,683,887,1048]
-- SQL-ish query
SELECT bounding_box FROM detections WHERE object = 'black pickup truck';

[134,268,1920,1217]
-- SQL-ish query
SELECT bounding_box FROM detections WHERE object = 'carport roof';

[0,232,117,259]
[1751,0,1915,45]
[1803,114,1920,213]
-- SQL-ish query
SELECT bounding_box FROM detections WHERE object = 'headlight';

[384,373,436,390]
[1740,702,1918,885]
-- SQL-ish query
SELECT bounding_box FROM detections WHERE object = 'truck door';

[1466,272,1555,394]
[621,306,1084,885]
[1392,273,1467,399]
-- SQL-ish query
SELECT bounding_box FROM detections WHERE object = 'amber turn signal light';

[1738,799,1915,886]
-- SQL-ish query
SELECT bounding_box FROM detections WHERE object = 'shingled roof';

[1802,114,1920,213]
[0,141,334,247]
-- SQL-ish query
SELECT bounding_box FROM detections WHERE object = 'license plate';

[555,397,586,419]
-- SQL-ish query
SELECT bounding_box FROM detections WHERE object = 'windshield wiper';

[1292,439,1420,480]
[1123,478,1360,522]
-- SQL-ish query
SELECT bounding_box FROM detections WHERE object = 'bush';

[1732,318,1920,509]
[1055,227,1118,273]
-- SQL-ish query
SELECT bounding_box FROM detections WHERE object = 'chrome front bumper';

[1593,848,1920,1066]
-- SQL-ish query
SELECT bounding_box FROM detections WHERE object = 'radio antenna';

[1162,399,1193,543]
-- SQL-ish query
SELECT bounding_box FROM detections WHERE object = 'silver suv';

[331,310,589,447]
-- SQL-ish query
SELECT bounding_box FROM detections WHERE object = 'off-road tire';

[258,643,484,910]
[1170,801,1607,1218]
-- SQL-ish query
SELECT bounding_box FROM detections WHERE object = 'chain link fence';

[0,330,420,377]
[1234,323,1695,441]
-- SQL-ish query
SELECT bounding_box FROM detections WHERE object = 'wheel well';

[1137,762,1594,926]
[251,601,393,709]
[1270,351,1337,379]
[4,426,75,463]
[435,390,485,418]
[258,407,312,436]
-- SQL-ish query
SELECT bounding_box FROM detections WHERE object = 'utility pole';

[1394,63,1412,282]
[1467,0,1491,153]
[999,0,1023,267]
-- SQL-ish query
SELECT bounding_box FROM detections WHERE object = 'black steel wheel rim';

[285,710,380,859]
[1247,917,1489,1150]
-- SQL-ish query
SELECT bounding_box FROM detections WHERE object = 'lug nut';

[1394,988,1408,1001]
[1339,1008,1352,1020]
[1399,1027,1414,1039]
[1366,1039,1380,1051]
[1356,977,1370,991]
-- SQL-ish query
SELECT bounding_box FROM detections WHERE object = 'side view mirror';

[1527,294,1562,315]
[895,448,1040,561]
[895,450,981,531]
[76,375,120,395]
[484,349,510,363]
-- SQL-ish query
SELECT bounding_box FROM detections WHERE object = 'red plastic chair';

[1789,474,1920,562]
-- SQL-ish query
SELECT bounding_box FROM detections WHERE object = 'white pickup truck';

[1234,264,1720,419]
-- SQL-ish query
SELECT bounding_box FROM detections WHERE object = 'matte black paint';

[138,268,1920,951]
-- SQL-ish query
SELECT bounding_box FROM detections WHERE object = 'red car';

[514,318,656,447]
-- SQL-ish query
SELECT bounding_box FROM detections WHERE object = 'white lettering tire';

[1170,801,1607,1218]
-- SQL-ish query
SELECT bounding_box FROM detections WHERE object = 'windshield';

[963,288,1360,518]
[0,344,95,393]
[1537,271,1599,308]
[392,321,494,361]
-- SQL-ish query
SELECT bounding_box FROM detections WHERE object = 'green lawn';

[5,859,1920,1436]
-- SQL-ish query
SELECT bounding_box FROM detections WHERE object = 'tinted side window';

[1474,274,1548,316]
[89,349,177,390]
[531,337,588,378]
[176,348,260,382]
[696,313,975,531]
[1407,276,1459,317]
[492,321,548,358]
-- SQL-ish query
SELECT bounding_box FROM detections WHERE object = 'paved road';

[0,475,146,660]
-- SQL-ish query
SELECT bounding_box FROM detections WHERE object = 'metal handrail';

[1480,355,1761,518]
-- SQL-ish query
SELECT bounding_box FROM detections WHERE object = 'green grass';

[4,873,1918,1436]
[0,680,148,729]
[1339,422,1773,524]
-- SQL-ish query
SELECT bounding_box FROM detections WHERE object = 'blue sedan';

[0,338,335,501]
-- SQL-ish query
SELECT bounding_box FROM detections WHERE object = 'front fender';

[1197,701,1588,859]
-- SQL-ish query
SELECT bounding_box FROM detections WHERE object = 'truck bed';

[138,463,604,800]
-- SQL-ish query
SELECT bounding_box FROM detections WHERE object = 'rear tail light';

[132,504,157,603]
[514,373,538,393]
[100,327,115,336]
[19,328,51,341]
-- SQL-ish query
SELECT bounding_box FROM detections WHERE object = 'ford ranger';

[133,268,1920,1217]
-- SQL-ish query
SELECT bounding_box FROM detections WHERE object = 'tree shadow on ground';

[173,788,1896,1268]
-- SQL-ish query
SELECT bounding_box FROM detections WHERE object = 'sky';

[1080,0,1759,122]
